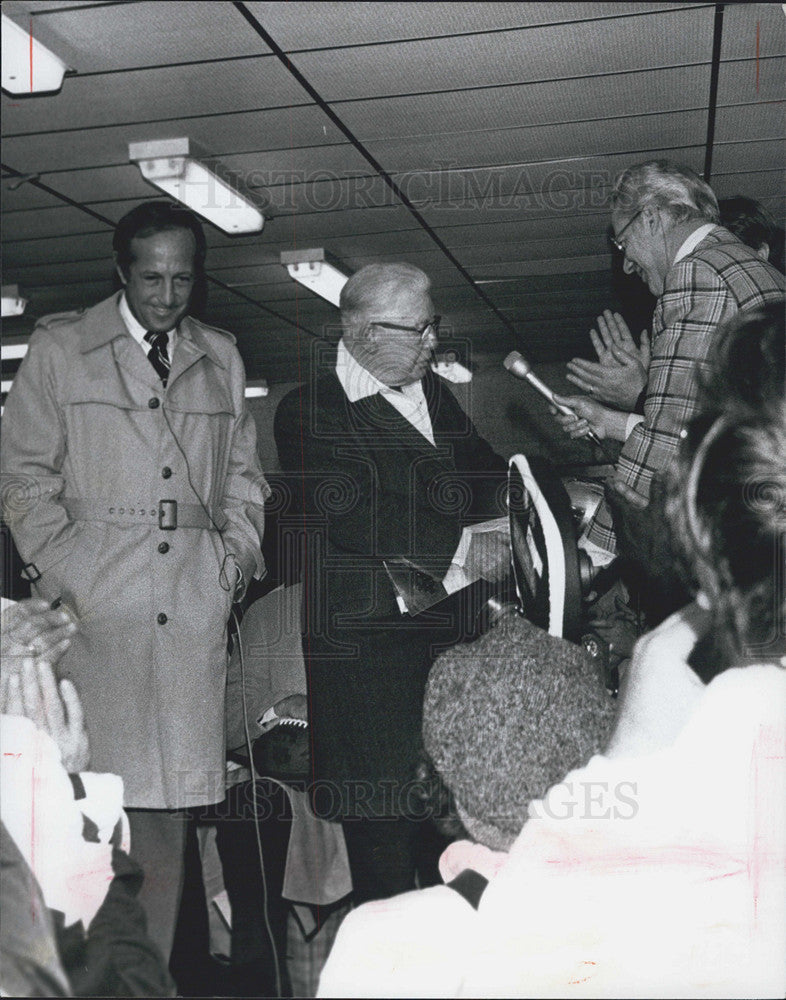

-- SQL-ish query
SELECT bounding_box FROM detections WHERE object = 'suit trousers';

[126,808,189,962]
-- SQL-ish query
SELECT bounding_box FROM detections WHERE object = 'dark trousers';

[126,808,189,963]
[214,779,293,997]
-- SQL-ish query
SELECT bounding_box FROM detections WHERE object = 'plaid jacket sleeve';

[584,258,737,555]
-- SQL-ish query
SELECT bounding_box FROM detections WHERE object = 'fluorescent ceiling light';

[1,285,27,317]
[1,342,29,360]
[1,14,69,94]
[129,138,265,235]
[245,380,269,398]
[280,249,349,306]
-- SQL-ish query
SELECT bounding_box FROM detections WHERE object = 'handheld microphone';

[503,350,603,448]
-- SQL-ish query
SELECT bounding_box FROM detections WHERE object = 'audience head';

[113,201,207,334]
[719,195,784,271]
[423,615,616,850]
[609,160,719,296]
[339,263,438,387]
[667,302,786,671]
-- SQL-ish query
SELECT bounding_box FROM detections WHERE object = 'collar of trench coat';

[77,292,233,374]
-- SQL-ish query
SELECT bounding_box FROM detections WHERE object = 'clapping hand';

[566,311,650,410]
[2,657,90,772]
[1,598,88,771]
[2,598,78,667]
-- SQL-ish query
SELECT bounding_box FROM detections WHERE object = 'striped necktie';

[144,330,171,386]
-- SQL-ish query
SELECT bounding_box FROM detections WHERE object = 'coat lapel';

[79,293,161,390]
[168,316,227,387]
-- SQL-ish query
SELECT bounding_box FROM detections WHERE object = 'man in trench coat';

[0,201,269,958]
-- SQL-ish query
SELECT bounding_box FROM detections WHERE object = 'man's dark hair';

[719,195,784,272]
[113,201,207,277]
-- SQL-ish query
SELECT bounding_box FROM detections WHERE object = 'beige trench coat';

[1,293,269,808]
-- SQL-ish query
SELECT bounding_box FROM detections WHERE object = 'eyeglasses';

[372,315,441,341]
[609,210,643,253]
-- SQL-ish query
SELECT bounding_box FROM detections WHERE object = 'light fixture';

[128,138,265,235]
[245,380,269,398]
[280,249,349,306]
[1,285,27,318]
[1,14,69,95]
[0,342,28,361]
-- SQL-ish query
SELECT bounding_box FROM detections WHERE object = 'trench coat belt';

[62,497,226,531]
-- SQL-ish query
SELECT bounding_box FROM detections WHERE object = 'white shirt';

[673,221,717,263]
[118,292,178,355]
[335,339,435,446]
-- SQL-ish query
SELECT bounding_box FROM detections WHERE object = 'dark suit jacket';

[274,365,506,816]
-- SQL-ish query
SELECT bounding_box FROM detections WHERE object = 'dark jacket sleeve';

[57,847,175,998]
[436,380,509,523]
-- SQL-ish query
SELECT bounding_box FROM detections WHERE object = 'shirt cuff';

[625,412,645,439]
[578,534,617,569]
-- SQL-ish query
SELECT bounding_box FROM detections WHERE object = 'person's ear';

[757,242,770,262]
[113,252,127,286]
[642,205,663,234]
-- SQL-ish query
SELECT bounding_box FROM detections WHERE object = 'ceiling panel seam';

[207,3,720,56]
[703,3,725,180]
[4,55,778,139]
[10,88,782,143]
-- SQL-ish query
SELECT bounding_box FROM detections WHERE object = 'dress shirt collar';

[673,223,717,264]
[118,292,177,350]
[336,338,399,402]
[335,339,435,444]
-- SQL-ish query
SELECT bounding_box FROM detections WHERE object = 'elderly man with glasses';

[553,159,784,563]
[274,262,507,904]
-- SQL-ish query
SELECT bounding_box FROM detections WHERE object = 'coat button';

[157,612,168,625]
[162,466,172,479]
[148,397,160,409]
[158,542,170,554]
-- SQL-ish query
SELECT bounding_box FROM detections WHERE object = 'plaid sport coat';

[585,226,784,555]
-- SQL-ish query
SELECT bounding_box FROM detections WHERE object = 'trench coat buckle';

[21,562,42,582]
[158,499,177,530]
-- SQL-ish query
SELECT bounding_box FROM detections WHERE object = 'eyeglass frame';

[609,209,644,253]
[370,315,441,341]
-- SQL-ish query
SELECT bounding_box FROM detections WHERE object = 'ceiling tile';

[289,7,715,101]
